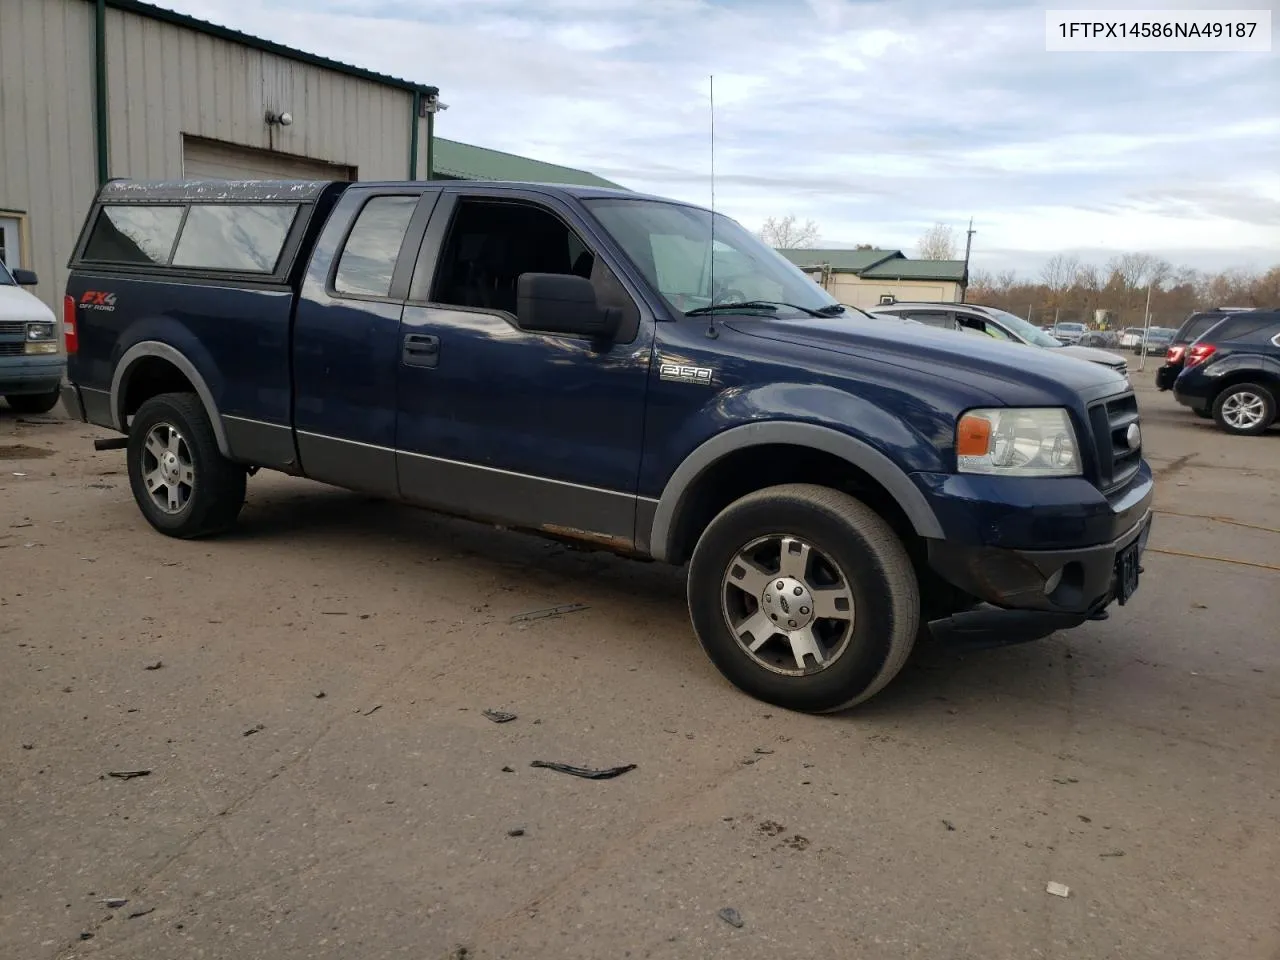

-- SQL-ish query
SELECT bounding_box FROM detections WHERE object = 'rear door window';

[83,205,185,265]
[333,196,419,298]
[172,204,298,272]
[903,311,952,328]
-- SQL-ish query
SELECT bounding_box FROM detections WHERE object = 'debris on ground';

[1046,881,1071,898]
[509,602,588,623]
[78,932,93,941]
[127,907,155,919]
[753,747,774,755]
[1052,777,1080,784]
[507,828,525,837]
[482,709,518,723]
[101,898,128,908]
[758,820,785,836]
[314,691,326,699]
[106,770,151,780]
[144,661,163,671]
[529,760,636,780]
[363,704,382,717]
[717,907,744,928]
[1100,850,1126,858]
[10,521,33,528]
[449,946,470,960]
[941,820,956,831]
[1078,815,1092,823]
[785,835,810,850]
[22,743,33,750]
[243,723,265,737]
[501,766,515,773]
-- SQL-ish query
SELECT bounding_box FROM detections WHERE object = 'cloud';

[162,0,1278,275]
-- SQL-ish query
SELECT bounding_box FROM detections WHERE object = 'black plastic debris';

[144,661,163,671]
[501,766,515,773]
[941,820,956,831]
[753,747,774,755]
[79,932,94,941]
[509,603,588,623]
[530,760,636,780]
[127,907,155,920]
[101,898,128,909]
[314,691,326,699]
[507,828,525,837]
[243,724,265,737]
[483,709,517,723]
[363,704,382,717]
[717,907,744,928]
[107,770,150,780]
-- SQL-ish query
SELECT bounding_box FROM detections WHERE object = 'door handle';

[403,333,440,368]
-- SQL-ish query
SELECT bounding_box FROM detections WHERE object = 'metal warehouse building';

[0,0,620,314]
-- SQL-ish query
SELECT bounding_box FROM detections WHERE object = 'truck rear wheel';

[1212,383,1275,435]
[687,483,920,713]
[126,392,246,538]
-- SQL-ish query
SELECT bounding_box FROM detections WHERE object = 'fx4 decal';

[79,291,117,311]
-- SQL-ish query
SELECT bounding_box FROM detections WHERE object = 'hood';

[723,315,1129,406]
[1055,344,1128,368]
[0,284,56,323]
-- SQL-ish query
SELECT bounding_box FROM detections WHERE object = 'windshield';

[0,261,14,286]
[984,307,1063,347]
[582,198,839,316]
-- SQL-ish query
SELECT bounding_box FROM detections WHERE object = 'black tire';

[5,387,60,414]
[1194,408,1213,420]
[687,483,920,713]
[1211,382,1276,436]
[126,392,246,538]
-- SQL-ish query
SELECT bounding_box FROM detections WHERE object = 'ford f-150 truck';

[60,179,1153,712]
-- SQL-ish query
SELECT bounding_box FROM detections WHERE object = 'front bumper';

[927,511,1152,615]
[0,355,65,395]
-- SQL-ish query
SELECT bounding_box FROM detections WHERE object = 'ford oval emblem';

[1126,423,1141,450]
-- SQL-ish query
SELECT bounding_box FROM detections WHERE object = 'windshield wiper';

[685,300,829,318]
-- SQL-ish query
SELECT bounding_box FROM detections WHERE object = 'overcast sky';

[166,0,1278,277]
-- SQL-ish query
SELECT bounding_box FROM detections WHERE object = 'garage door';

[182,136,356,181]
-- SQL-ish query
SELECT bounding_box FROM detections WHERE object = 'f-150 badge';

[659,361,714,385]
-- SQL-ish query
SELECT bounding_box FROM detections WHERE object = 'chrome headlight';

[26,321,55,341]
[956,408,1081,477]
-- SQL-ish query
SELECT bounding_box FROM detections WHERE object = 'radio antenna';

[706,74,719,339]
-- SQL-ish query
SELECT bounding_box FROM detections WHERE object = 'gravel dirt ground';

[2,380,1278,960]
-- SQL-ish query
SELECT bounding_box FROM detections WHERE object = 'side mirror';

[516,273,619,340]
[11,268,38,286]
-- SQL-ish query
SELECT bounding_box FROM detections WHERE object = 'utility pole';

[960,217,976,303]
[1137,282,1154,373]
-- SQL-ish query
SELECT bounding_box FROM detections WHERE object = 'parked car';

[1173,310,1280,435]
[1079,330,1119,349]
[1118,327,1146,349]
[873,302,1128,375]
[1132,327,1176,355]
[60,178,1152,713]
[1156,308,1261,390]
[1052,321,1087,344]
[0,259,64,413]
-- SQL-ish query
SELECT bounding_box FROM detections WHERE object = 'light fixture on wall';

[265,110,293,126]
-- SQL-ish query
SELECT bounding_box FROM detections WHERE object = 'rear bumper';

[0,356,65,395]
[1155,362,1181,391]
[927,511,1152,615]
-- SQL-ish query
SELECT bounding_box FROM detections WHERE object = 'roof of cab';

[96,178,695,208]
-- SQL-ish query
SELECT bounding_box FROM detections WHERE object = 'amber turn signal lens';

[956,413,993,457]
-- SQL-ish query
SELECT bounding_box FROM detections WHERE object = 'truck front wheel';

[126,392,246,538]
[5,387,60,414]
[687,483,920,713]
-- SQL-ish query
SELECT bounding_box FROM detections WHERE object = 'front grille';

[0,321,25,337]
[1087,392,1141,491]
[0,343,22,356]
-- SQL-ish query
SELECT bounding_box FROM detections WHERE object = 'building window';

[333,196,419,298]
[83,205,185,265]
[171,204,299,272]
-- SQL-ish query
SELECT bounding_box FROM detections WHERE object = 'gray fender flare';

[110,341,231,457]
[647,421,944,562]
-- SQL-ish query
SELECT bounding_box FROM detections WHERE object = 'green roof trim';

[777,248,902,272]
[778,248,966,283]
[431,139,625,189]
[860,259,968,282]
[99,0,439,96]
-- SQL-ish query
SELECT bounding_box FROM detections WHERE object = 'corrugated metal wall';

[103,6,414,183]
[0,0,98,312]
[0,0,421,313]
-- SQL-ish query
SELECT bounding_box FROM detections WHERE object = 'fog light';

[1043,568,1063,595]
[25,341,59,355]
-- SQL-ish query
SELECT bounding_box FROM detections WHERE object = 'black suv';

[1172,311,1280,435]
[1156,307,1259,390]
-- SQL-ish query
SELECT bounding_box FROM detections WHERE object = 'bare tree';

[995,269,1018,292]
[1106,252,1172,292]
[1040,254,1082,300]
[758,215,820,249]
[917,222,958,260]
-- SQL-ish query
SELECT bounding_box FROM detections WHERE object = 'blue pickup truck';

[60,179,1153,712]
